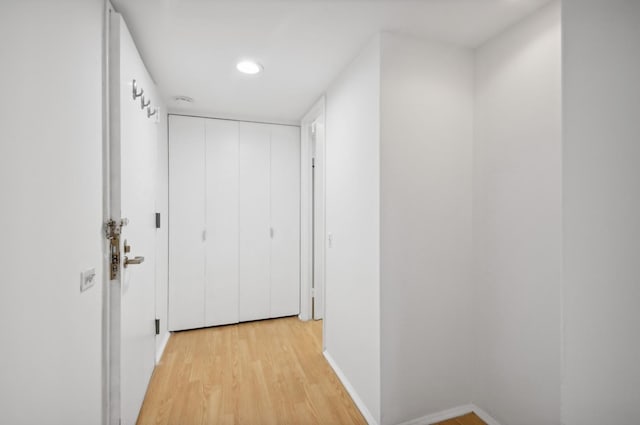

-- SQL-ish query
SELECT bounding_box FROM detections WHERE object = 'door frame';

[102,2,113,425]
[105,3,124,425]
[300,97,326,335]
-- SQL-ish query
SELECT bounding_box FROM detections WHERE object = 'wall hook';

[132,79,144,100]
[147,107,158,118]
[140,95,150,110]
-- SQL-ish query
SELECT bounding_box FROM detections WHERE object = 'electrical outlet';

[80,268,97,292]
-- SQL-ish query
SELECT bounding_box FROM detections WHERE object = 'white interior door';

[239,122,271,322]
[271,125,301,317]
[168,115,206,331]
[205,119,240,326]
[110,14,158,425]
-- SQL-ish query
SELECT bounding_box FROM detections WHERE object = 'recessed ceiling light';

[237,60,263,75]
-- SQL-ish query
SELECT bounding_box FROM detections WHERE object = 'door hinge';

[105,218,128,280]
[155,318,160,335]
[311,288,315,298]
[312,157,315,168]
[155,212,161,229]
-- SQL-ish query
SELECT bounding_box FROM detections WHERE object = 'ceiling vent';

[173,95,194,105]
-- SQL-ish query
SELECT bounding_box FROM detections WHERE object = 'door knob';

[124,256,145,268]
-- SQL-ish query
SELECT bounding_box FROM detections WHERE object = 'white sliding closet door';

[169,117,300,329]
[168,116,206,331]
[205,119,240,326]
[239,122,271,322]
[270,126,301,317]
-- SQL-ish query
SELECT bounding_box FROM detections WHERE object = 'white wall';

[379,33,475,425]
[562,1,640,424]
[0,1,105,424]
[325,35,381,424]
[472,3,562,424]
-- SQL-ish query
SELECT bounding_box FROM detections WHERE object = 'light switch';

[80,268,97,292]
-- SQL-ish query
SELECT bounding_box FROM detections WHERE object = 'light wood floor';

[433,413,486,425]
[137,317,366,425]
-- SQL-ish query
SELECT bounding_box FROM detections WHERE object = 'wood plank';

[432,412,487,425]
[137,317,366,425]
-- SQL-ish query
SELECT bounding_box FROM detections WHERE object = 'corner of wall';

[324,30,382,425]
[378,30,475,425]
[471,2,562,423]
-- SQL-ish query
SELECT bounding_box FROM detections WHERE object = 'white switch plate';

[80,268,96,292]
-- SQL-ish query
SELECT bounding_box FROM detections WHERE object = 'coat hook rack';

[132,79,143,100]
[140,95,151,110]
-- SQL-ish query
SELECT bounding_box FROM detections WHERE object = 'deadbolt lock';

[104,218,128,280]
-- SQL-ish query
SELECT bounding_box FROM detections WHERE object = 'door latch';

[105,218,128,280]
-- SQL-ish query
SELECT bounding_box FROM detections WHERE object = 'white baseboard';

[395,404,475,425]
[323,350,379,425]
[471,405,501,425]
[321,351,501,425]
[155,331,170,364]
[394,403,500,425]
[298,312,311,321]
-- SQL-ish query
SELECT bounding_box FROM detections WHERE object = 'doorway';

[301,97,326,346]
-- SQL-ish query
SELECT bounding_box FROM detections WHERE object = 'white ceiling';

[112,0,552,125]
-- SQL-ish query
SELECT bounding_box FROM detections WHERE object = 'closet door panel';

[270,125,301,317]
[168,115,206,331]
[238,122,271,322]
[205,119,240,327]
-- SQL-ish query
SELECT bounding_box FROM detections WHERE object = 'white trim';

[155,332,171,364]
[323,350,379,425]
[395,405,475,425]
[299,112,313,322]
[167,112,299,128]
[106,5,122,425]
[471,405,501,425]
[299,96,326,323]
[102,3,114,425]
[312,107,326,323]
[394,404,501,425]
